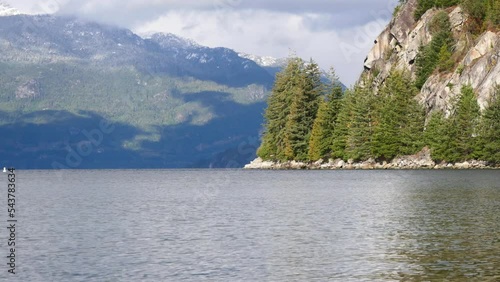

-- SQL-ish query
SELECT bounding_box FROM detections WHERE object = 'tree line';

[257,58,500,164]
[414,0,500,30]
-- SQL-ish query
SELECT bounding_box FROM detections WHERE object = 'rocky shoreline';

[245,148,499,170]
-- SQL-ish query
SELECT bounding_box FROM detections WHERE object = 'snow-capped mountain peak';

[148,32,201,49]
[238,53,287,68]
[0,2,20,17]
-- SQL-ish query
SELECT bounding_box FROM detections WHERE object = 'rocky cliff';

[363,0,499,115]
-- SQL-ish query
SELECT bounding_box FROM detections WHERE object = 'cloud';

[134,6,395,85]
[4,0,399,85]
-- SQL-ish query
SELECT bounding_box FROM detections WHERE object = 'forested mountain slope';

[0,8,274,168]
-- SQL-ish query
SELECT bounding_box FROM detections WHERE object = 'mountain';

[239,52,347,90]
[238,52,287,77]
[238,53,287,68]
[363,0,499,114]
[0,13,275,169]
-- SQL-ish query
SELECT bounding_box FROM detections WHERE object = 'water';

[3,169,500,281]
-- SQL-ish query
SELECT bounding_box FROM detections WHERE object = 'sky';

[5,0,399,86]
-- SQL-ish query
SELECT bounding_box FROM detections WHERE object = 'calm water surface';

[3,170,500,281]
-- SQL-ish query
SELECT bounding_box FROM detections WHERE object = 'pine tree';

[437,43,454,71]
[415,0,436,20]
[425,111,451,162]
[331,89,353,160]
[478,86,500,163]
[308,99,329,161]
[345,80,376,161]
[257,57,303,160]
[452,85,481,160]
[283,87,312,161]
[372,74,403,160]
[308,68,344,161]
[461,0,487,33]
[415,0,459,20]
[372,71,425,160]
[415,11,454,89]
[486,0,500,26]
[281,60,322,161]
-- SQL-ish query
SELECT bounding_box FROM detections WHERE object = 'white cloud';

[4,0,399,85]
[135,8,392,86]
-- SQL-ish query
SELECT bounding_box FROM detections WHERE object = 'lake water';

[4,169,500,281]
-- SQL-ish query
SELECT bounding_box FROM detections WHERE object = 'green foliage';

[477,86,500,163]
[429,10,453,33]
[415,0,459,20]
[416,11,454,89]
[461,0,487,33]
[372,71,425,160]
[452,85,481,160]
[308,100,329,161]
[461,0,487,21]
[258,58,303,160]
[330,89,352,160]
[425,111,452,161]
[415,0,436,20]
[259,57,494,166]
[393,4,403,17]
[486,0,500,27]
[460,0,500,32]
[308,69,344,161]
[258,58,322,161]
[0,62,265,130]
[438,44,454,71]
[344,81,376,161]
[425,85,481,162]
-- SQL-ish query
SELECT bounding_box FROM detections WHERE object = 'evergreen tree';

[372,71,425,160]
[415,0,459,20]
[478,86,500,163]
[308,100,329,161]
[451,85,481,160]
[331,89,353,160]
[308,68,344,161]
[257,57,303,160]
[283,60,322,161]
[437,43,454,71]
[425,111,452,162]
[325,68,345,130]
[345,80,376,161]
[486,0,500,26]
[415,0,436,20]
[372,75,404,160]
[461,0,487,33]
[415,11,454,89]
[461,0,486,21]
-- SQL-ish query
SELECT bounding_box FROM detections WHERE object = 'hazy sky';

[5,0,399,86]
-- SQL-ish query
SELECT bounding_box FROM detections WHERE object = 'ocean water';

[3,169,500,281]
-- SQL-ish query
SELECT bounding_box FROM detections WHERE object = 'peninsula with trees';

[246,0,500,169]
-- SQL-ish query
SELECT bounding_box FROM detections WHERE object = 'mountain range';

[0,4,286,169]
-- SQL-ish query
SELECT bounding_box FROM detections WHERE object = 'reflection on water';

[12,170,500,281]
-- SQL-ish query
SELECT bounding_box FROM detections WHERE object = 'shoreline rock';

[244,158,498,170]
[244,148,499,170]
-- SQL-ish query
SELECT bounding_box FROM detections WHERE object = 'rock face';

[363,0,500,113]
